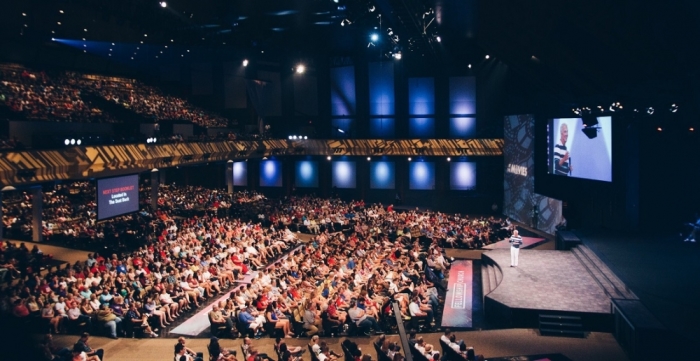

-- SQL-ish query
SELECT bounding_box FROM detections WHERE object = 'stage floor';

[484,249,610,314]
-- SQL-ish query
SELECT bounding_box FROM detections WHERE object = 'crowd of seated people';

[75,73,229,128]
[0,65,118,123]
[0,64,232,129]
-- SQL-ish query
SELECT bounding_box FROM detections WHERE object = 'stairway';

[539,314,586,338]
[481,261,503,297]
[572,245,637,300]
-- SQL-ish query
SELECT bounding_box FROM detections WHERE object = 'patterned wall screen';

[260,160,283,187]
[233,161,247,186]
[450,117,476,138]
[409,118,435,138]
[503,114,562,234]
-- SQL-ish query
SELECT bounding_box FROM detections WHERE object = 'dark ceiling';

[2,0,699,109]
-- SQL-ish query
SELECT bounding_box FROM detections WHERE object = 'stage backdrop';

[503,114,562,234]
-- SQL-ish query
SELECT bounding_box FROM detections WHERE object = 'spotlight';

[333,0,339,3]
[387,28,393,36]
[288,136,292,140]
[296,64,305,74]
[242,59,249,67]
[292,135,297,140]
[367,157,371,161]
[76,139,81,145]
[368,4,375,12]
[657,127,662,132]
[485,55,490,59]
[337,128,345,133]
[647,107,654,115]
[70,139,75,145]
[64,139,70,145]
[393,52,402,60]
[436,36,441,43]
[447,157,451,162]
[370,33,379,42]
[304,136,308,140]
[690,127,695,132]
[468,64,472,69]
[341,19,352,26]
[670,103,678,113]
[160,1,167,8]
[408,157,412,161]
[327,156,332,160]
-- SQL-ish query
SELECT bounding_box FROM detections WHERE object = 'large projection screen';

[97,174,139,220]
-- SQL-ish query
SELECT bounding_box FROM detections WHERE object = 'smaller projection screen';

[295,161,319,188]
[97,174,139,220]
[260,160,283,187]
[233,161,247,186]
[370,161,395,189]
[547,116,612,182]
[332,161,356,188]
[409,162,435,190]
[450,162,477,190]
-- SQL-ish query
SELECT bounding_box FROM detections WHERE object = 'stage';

[481,249,613,332]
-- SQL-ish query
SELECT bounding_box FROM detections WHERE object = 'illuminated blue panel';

[330,66,356,116]
[370,161,395,189]
[233,161,247,186]
[260,160,283,187]
[368,62,395,116]
[295,161,318,188]
[369,118,395,138]
[408,78,435,115]
[449,76,476,115]
[332,161,356,188]
[409,162,435,190]
[450,117,476,138]
[409,118,435,138]
[450,162,477,190]
[331,118,353,137]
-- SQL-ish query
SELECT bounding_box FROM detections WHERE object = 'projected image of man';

[553,123,572,175]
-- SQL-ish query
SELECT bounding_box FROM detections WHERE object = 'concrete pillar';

[151,169,160,211]
[226,160,234,194]
[31,186,42,242]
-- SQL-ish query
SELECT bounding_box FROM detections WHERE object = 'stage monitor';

[547,116,612,182]
[295,161,319,188]
[97,174,139,220]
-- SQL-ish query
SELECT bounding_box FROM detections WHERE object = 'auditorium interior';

[0,1,699,361]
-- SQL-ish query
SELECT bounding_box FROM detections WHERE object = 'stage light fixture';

[160,2,167,8]
[304,136,308,140]
[436,36,441,42]
[64,139,70,145]
[387,28,393,36]
[370,33,379,42]
[393,52,402,60]
[485,55,490,59]
[670,103,678,113]
[327,156,332,160]
[647,107,654,115]
[447,157,451,162]
[296,64,305,74]
[408,157,412,161]
[70,139,75,145]
[468,64,471,69]
[77,139,82,145]
[333,0,339,3]
[288,136,292,140]
[367,157,371,161]
[657,127,662,132]
[690,127,695,132]
[242,59,249,67]
[368,4,375,12]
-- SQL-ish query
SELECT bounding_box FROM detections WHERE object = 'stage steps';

[481,262,503,297]
[572,245,638,300]
[538,313,586,338]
